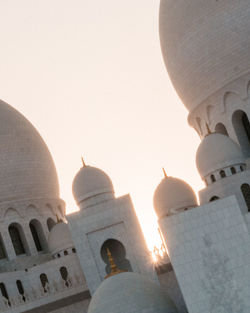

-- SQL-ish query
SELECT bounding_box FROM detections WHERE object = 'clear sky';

[0,0,203,250]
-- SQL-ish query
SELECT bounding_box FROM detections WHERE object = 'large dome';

[0,99,59,202]
[196,133,244,178]
[159,0,250,112]
[87,272,177,313]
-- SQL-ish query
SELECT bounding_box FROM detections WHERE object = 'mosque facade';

[0,0,249,312]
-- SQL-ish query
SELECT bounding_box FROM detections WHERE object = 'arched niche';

[29,219,47,252]
[0,233,6,260]
[241,184,250,212]
[223,91,242,112]
[4,208,20,219]
[206,105,215,124]
[8,223,27,256]
[25,205,40,217]
[215,123,228,136]
[40,273,49,293]
[100,239,132,275]
[47,218,56,231]
[16,280,26,302]
[247,80,250,97]
[232,110,250,157]
[60,266,69,287]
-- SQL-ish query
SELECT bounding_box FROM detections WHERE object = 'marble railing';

[0,273,83,312]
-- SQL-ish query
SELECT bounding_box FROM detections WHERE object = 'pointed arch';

[0,283,10,305]
[0,233,6,260]
[8,223,26,256]
[4,208,20,219]
[16,280,25,302]
[215,123,228,136]
[40,274,49,293]
[29,219,46,252]
[223,91,241,112]
[60,267,69,287]
[47,218,56,231]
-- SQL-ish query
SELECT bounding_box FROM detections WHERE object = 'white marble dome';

[154,176,197,218]
[196,133,244,178]
[0,99,59,202]
[48,222,74,255]
[87,272,177,313]
[72,165,114,204]
[159,0,250,112]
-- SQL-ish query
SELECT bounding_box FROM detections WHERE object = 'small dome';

[48,222,74,255]
[72,166,114,204]
[196,133,244,178]
[87,272,177,313]
[154,176,197,218]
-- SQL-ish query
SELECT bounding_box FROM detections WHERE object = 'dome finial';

[81,156,86,167]
[162,167,167,178]
[105,248,125,279]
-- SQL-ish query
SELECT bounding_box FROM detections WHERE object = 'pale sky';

[0,0,202,250]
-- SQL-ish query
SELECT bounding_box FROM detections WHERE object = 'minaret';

[67,163,157,294]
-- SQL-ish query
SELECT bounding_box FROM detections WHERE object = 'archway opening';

[16,280,25,302]
[47,218,56,231]
[101,239,132,275]
[60,267,69,287]
[0,283,10,305]
[0,234,6,260]
[40,274,49,293]
[8,224,26,256]
[215,123,228,136]
[241,184,250,212]
[232,110,250,157]
[220,170,226,178]
[29,220,46,252]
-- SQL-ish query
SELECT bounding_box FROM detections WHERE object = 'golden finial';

[105,248,125,279]
[205,123,212,135]
[162,167,167,178]
[81,156,86,167]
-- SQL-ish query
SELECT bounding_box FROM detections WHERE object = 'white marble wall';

[159,196,250,313]
[67,194,157,295]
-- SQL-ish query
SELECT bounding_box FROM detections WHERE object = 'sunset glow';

[0,0,203,251]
